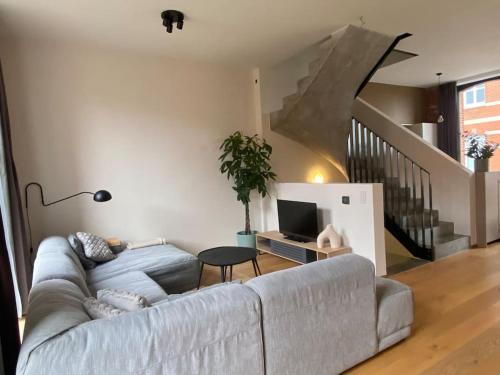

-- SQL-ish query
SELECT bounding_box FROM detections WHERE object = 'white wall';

[358,82,426,125]
[2,39,259,254]
[476,172,500,245]
[483,173,500,243]
[263,183,386,275]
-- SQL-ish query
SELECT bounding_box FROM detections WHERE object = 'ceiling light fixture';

[161,10,184,33]
[436,72,445,124]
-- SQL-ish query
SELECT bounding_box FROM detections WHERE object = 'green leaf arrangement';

[464,133,498,160]
[219,131,277,234]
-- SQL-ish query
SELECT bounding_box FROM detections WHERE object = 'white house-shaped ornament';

[317,224,342,249]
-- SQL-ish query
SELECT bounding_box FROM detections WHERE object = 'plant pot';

[236,231,257,248]
[474,158,489,172]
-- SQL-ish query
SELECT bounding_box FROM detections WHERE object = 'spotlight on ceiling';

[161,10,184,33]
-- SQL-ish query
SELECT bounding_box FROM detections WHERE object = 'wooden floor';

[202,245,500,374]
[198,252,297,286]
[349,244,500,375]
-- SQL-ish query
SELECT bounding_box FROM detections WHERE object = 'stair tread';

[270,110,285,129]
[437,221,454,226]
[433,234,469,246]
[282,92,300,113]
[405,223,453,234]
[309,59,322,73]
[433,234,470,259]
[297,75,313,95]
[319,36,334,51]
[415,233,469,248]
[283,92,299,103]
[400,208,438,215]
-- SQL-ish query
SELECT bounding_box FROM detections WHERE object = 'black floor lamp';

[24,182,112,253]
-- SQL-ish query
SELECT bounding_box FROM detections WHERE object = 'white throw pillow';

[97,289,150,311]
[82,297,123,319]
[76,232,116,262]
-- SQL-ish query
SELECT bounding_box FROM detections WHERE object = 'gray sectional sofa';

[17,236,413,375]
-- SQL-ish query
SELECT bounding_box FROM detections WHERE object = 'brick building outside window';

[459,78,500,171]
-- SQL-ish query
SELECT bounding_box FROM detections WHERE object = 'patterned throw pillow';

[97,289,150,311]
[82,297,124,319]
[67,233,97,270]
[76,232,116,262]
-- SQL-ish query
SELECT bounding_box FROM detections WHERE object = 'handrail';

[348,118,434,257]
[355,120,431,176]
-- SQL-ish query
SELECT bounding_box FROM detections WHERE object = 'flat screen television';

[277,199,318,242]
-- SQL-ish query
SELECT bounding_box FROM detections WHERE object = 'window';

[463,84,486,108]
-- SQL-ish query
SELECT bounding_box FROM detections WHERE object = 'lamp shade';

[93,190,112,202]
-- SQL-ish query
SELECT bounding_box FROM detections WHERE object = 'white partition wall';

[262,183,386,275]
[476,172,500,246]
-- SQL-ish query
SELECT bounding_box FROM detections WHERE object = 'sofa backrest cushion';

[246,254,378,375]
[17,279,91,375]
[32,236,90,296]
[20,283,265,375]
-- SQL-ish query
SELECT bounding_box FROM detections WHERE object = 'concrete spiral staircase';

[270,36,337,126]
[269,25,397,177]
[268,25,471,261]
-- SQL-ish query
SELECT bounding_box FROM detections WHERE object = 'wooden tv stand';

[256,231,351,264]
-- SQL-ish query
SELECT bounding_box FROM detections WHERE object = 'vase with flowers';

[464,132,498,172]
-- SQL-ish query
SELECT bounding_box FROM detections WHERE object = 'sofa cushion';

[86,244,200,294]
[88,270,168,304]
[83,297,124,319]
[17,279,91,375]
[247,254,378,375]
[97,289,150,311]
[32,236,90,296]
[21,283,265,375]
[76,232,116,262]
[375,277,414,343]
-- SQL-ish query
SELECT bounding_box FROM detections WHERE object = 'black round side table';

[197,246,261,288]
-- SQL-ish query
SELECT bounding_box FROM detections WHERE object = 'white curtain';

[0,104,22,317]
[0,58,31,319]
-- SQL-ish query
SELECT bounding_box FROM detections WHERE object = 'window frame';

[463,84,486,109]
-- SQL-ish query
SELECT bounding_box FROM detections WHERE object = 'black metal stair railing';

[347,118,434,260]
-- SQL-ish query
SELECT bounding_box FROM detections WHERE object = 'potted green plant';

[219,131,276,247]
[464,133,498,172]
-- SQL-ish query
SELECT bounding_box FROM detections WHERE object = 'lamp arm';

[24,182,105,258]
[42,191,95,206]
[24,182,93,208]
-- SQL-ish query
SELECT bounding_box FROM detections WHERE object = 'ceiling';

[1,0,499,87]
